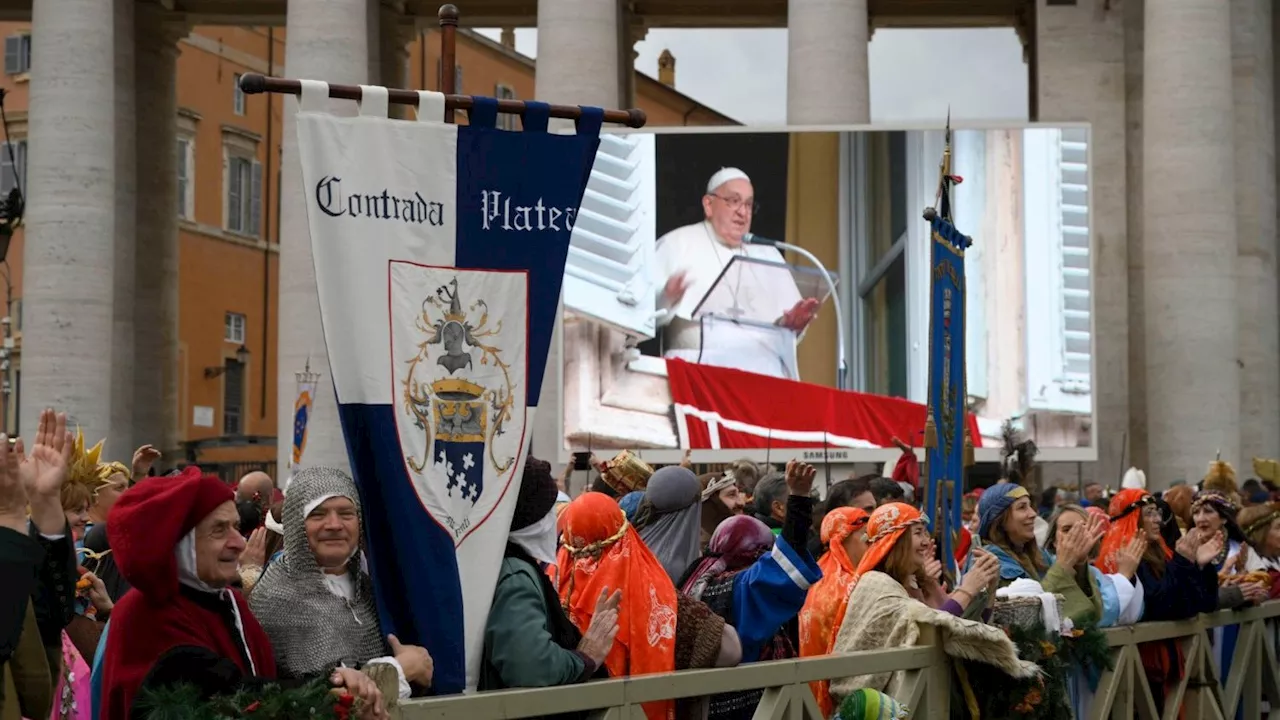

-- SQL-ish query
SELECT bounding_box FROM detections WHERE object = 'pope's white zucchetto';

[706,167,751,195]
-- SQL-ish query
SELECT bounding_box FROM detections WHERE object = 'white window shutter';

[1057,127,1091,393]
[250,160,263,237]
[0,143,14,196]
[227,157,243,232]
[562,133,657,339]
[4,37,19,75]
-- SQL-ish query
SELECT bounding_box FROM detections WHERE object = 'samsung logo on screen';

[480,190,577,233]
[802,450,849,461]
[314,176,446,226]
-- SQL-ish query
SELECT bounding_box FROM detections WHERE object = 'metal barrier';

[396,604,1280,720]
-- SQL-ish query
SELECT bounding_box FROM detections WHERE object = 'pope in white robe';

[653,167,819,379]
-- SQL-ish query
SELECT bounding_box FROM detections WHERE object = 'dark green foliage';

[963,620,1113,719]
[134,678,346,720]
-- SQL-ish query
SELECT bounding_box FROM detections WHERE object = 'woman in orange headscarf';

[797,507,868,717]
[1093,488,1220,713]
[827,503,1031,709]
[556,493,736,720]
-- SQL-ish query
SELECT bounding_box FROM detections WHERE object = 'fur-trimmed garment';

[828,571,1039,706]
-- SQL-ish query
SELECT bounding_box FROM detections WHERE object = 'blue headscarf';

[619,491,645,523]
[977,482,1030,539]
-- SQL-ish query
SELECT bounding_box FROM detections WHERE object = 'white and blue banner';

[294,81,603,693]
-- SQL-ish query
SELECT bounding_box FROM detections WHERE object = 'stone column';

[1124,0,1148,473]
[532,0,620,462]
[133,7,181,459]
[1143,1,1239,483]
[278,0,372,475]
[108,0,135,460]
[535,0,620,107]
[379,7,414,118]
[787,0,870,124]
[1035,0,1128,484]
[20,0,118,441]
[1233,0,1279,462]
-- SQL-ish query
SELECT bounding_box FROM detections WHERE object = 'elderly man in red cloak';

[96,468,385,720]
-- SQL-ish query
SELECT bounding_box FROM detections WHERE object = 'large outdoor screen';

[555,125,1095,465]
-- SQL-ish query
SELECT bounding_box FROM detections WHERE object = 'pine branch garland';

[962,620,1112,718]
[135,678,350,720]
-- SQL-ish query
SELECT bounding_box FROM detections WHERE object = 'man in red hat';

[97,468,385,720]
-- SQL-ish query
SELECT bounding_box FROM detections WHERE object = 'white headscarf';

[508,508,559,565]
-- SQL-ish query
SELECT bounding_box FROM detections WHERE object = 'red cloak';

[98,469,277,720]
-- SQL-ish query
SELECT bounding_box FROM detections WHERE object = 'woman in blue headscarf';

[976,482,1108,627]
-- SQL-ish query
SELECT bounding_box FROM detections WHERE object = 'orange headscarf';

[1095,488,1171,574]
[555,493,677,720]
[853,502,927,579]
[798,506,869,717]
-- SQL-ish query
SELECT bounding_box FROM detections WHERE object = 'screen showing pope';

[653,167,819,378]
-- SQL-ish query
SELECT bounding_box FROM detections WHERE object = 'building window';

[857,132,909,399]
[4,35,30,75]
[224,311,246,344]
[0,140,25,198]
[495,84,517,130]
[222,359,245,435]
[233,73,246,115]
[177,137,194,219]
[225,153,262,236]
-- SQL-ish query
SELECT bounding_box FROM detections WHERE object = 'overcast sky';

[476,27,1029,126]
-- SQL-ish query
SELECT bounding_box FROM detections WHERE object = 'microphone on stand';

[738,231,848,391]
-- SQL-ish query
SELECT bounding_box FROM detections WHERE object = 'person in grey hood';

[249,467,434,698]
[633,466,703,582]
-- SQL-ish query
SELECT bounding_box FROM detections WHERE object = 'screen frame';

[552,120,1097,466]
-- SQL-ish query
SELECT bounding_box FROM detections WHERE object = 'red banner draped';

[665,359,982,451]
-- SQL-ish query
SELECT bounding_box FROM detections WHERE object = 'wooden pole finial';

[438,4,460,26]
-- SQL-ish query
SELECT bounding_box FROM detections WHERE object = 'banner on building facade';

[289,360,320,480]
[295,81,602,693]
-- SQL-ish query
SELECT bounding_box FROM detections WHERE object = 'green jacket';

[478,557,586,691]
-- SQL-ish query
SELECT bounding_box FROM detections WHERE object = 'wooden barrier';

[396,604,1280,719]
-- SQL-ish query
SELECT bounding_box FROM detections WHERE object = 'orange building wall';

[0,21,733,470]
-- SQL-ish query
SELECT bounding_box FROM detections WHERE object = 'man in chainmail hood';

[249,467,434,698]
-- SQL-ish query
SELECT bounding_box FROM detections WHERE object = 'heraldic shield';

[390,261,528,545]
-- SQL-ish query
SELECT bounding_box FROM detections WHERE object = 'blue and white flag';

[294,81,602,693]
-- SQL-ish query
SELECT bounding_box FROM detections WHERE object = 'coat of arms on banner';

[390,261,528,544]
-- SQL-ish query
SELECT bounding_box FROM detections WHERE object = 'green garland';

[134,678,355,720]
[962,620,1113,719]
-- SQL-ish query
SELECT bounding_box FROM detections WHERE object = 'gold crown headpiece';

[1203,452,1238,497]
[66,428,130,491]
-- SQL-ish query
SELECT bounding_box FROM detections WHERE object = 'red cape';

[98,470,277,719]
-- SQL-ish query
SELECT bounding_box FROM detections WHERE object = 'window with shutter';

[562,133,657,339]
[226,156,245,232]
[250,160,263,237]
[1022,127,1092,416]
[4,35,29,75]
[176,139,190,218]
[222,359,245,435]
[233,73,246,116]
[0,141,23,197]
[495,84,516,130]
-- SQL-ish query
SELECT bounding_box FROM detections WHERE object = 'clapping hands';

[959,548,1001,598]
[1114,536,1148,580]
[1056,514,1107,570]
[577,588,621,667]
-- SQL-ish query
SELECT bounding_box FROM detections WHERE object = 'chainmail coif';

[248,466,389,677]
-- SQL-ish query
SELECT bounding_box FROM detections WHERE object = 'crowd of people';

[5,407,1280,720]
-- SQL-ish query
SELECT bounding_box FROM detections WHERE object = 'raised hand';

[1175,528,1202,562]
[0,435,27,534]
[578,588,621,667]
[131,444,161,481]
[240,527,268,569]
[20,409,72,501]
[1115,536,1147,580]
[1056,523,1092,569]
[922,556,943,586]
[785,459,816,497]
[960,550,999,597]
[680,449,693,469]
[1196,531,1225,568]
